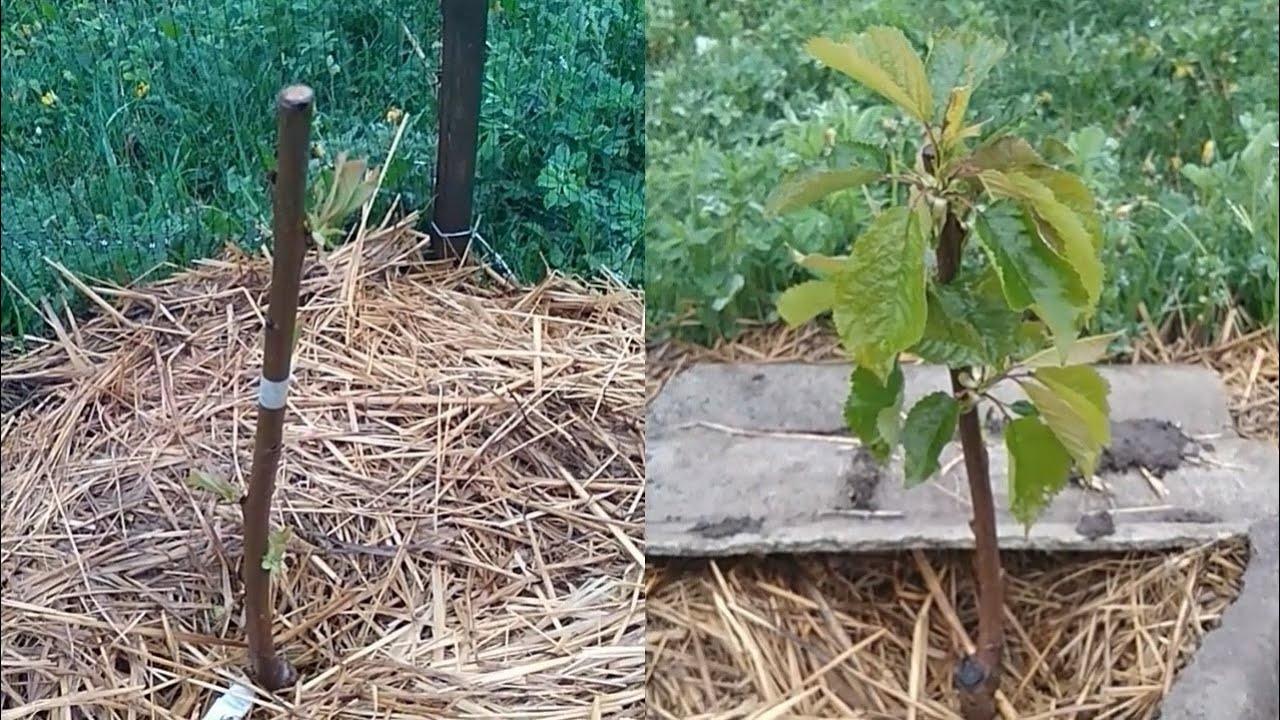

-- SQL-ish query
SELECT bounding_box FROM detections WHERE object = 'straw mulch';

[1,218,645,718]
[645,316,1275,719]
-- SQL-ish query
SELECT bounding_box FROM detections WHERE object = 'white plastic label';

[200,681,255,720]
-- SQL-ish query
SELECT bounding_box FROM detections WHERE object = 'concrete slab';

[1160,517,1280,720]
[649,363,1237,440]
[646,363,1277,556]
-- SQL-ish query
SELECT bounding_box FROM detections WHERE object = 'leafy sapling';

[768,27,1117,719]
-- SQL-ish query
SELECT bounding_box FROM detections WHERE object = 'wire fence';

[0,0,643,339]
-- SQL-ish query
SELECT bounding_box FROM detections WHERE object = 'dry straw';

[1,216,645,718]
[646,316,1275,719]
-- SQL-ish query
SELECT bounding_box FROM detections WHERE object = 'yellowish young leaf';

[940,86,972,148]
[790,249,848,278]
[1019,366,1110,477]
[185,469,241,503]
[766,167,880,216]
[262,527,292,573]
[806,27,932,122]
[1020,331,1122,368]
[777,280,836,327]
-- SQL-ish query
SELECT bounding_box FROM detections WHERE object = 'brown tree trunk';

[935,208,1005,719]
[241,84,312,691]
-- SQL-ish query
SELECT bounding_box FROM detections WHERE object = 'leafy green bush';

[0,0,643,338]
[646,0,1279,341]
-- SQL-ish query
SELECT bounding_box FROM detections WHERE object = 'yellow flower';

[1200,139,1215,165]
[133,81,149,99]
[39,90,58,107]
[384,105,404,125]
[1169,155,1183,172]
[1035,91,1053,106]
[1172,61,1195,79]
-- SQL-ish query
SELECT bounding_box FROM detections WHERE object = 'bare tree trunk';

[935,208,1004,720]
[242,84,312,691]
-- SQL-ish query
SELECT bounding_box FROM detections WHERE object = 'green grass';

[0,0,643,339]
[646,0,1279,344]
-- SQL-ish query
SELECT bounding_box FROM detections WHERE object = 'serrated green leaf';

[912,290,987,366]
[940,86,973,148]
[791,250,847,278]
[831,207,928,381]
[902,392,959,486]
[1020,332,1122,368]
[262,527,292,573]
[766,168,880,216]
[807,28,933,122]
[979,170,1103,306]
[913,272,1024,366]
[925,29,1006,121]
[844,363,904,461]
[777,280,835,327]
[965,136,1044,172]
[1022,167,1104,251]
[1020,366,1110,477]
[974,203,1088,358]
[185,469,240,503]
[1005,416,1073,528]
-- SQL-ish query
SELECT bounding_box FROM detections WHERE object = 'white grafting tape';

[258,375,291,410]
[200,680,254,720]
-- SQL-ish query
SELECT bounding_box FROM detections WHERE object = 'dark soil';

[690,516,762,538]
[842,447,883,510]
[1098,418,1195,477]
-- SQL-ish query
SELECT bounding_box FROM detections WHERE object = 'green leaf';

[1020,366,1110,477]
[766,168,880,216]
[777,280,836,327]
[1009,400,1037,417]
[913,272,1024,366]
[844,363,904,461]
[979,170,1103,306]
[1020,332,1122,368]
[912,290,986,366]
[156,17,180,39]
[940,86,973,147]
[790,250,847,278]
[1042,137,1075,165]
[964,136,1044,172]
[925,28,1006,121]
[807,28,933,122]
[1022,167,1104,251]
[263,527,292,573]
[902,392,959,486]
[1005,416,1073,528]
[974,203,1088,358]
[831,206,928,381]
[185,469,240,503]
